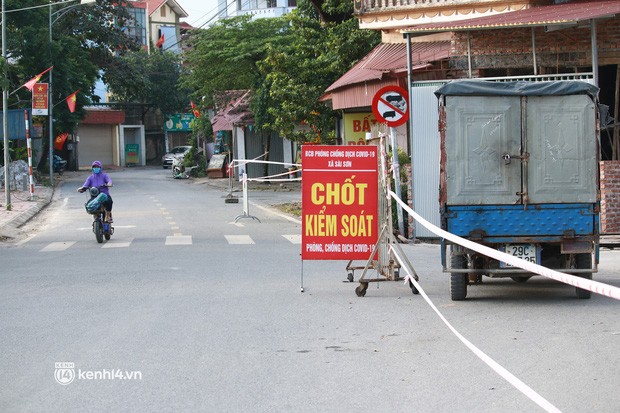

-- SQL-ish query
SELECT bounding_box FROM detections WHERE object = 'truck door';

[445,96,522,205]
[526,95,598,204]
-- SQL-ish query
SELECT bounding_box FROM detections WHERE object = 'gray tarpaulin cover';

[435,80,599,100]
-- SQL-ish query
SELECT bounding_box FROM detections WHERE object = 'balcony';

[354,0,541,32]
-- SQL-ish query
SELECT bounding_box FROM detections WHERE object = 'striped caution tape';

[389,245,563,413]
[388,189,620,301]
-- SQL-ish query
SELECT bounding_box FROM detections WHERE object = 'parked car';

[162,146,191,169]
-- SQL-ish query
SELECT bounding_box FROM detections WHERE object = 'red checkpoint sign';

[302,145,378,260]
[372,85,409,127]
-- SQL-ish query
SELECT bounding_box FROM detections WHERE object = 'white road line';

[282,234,301,244]
[165,235,192,245]
[40,241,76,252]
[102,238,134,248]
[224,235,255,244]
[250,201,301,224]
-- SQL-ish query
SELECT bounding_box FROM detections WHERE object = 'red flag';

[22,66,53,91]
[191,101,201,117]
[156,34,165,48]
[53,133,69,150]
[66,90,80,113]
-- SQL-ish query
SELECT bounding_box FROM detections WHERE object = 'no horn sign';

[372,85,409,127]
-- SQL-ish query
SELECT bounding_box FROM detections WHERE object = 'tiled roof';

[325,41,450,92]
[401,0,620,34]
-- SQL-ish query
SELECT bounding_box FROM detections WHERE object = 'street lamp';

[48,0,96,185]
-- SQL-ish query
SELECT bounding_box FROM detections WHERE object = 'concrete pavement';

[0,167,302,239]
[0,185,53,239]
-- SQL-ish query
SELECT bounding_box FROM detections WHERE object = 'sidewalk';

[0,185,54,239]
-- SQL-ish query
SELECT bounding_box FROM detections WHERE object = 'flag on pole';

[54,133,69,150]
[191,101,201,117]
[22,66,53,91]
[66,90,80,113]
[156,34,165,48]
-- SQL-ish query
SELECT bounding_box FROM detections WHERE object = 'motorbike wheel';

[172,166,182,178]
[94,220,104,243]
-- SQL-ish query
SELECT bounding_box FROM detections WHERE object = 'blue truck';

[435,80,600,300]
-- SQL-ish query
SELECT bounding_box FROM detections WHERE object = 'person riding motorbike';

[78,161,114,223]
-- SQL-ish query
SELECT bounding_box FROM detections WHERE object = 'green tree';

[105,49,190,121]
[3,0,139,172]
[256,0,380,143]
[181,14,293,109]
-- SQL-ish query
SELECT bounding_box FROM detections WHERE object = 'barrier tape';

[389,246,562,413]
[388,189,620,301]
[230,158,302,183]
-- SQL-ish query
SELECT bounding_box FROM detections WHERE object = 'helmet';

[92,160,102,168]
[89,187,100,197]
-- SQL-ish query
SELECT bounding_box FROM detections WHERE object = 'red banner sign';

[302,145,378,260]
[32,83,48,116]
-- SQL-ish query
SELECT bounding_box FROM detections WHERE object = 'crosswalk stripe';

[165,235,192,245]
[40,241,76,252]
[102,238,134,248]
[224,235,255,244]
[282,234,301,244]
[32,234,300,250]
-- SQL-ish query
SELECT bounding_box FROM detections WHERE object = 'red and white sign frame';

[372,85,409,127]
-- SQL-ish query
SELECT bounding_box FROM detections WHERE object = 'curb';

[0,187,54,238]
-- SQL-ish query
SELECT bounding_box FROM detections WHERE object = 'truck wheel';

[575,253,592,299]
[450,254,467,301]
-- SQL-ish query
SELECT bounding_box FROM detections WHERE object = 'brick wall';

[601,161,620,234]
[450,19,620,70]
[406,164,413,240]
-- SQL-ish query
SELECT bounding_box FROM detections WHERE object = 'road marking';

[40,241,76,252]
[224,235,255,244]
[282,234,301,244]
[250,201,301,224]
[165,235,192,245]
[102,238,134,248]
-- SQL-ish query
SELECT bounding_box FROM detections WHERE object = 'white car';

[162,146,191,169]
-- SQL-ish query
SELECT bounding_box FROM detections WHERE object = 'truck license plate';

[501,244,537,267]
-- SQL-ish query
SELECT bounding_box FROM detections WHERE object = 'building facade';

[326,0,620,237]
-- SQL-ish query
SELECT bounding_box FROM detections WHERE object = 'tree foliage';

[3,0,140,170]
[181,15,293,109]
[5,0,138,131]
[182,0,379,144]
[256,0,380,143]
[105,49,189,116]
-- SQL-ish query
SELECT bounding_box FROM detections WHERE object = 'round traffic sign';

[372,85,409,127]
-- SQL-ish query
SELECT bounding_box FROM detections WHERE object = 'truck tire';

[575,253,592,299]
[450,253,467,301]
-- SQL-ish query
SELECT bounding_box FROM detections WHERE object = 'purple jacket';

[82,172,113,196]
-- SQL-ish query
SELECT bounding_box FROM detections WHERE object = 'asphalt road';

[1,167,619,412]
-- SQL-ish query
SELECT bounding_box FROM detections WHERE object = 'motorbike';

[51,155,67,175]
[172,156,197,179]
[80,185,114,243]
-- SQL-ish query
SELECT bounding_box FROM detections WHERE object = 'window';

[161,6,166,17]
[122,7,147,47]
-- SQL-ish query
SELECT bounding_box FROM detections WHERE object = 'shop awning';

[401,0,620,35]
